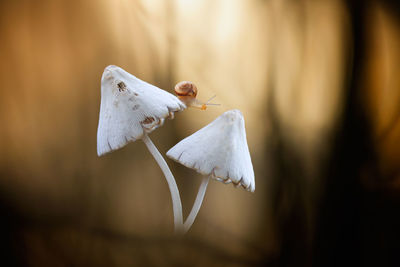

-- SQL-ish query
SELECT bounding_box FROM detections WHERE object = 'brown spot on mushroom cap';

[117,81,127,92]
[141,117,155,124]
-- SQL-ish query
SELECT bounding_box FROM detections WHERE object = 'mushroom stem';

[183,176,210,233]
[142,134,183,233]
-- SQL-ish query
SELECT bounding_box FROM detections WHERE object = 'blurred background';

[0,0,400,266]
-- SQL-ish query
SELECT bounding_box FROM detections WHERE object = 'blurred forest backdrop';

[1,0,400,266]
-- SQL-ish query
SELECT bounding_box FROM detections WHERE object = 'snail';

[174,81,219,110]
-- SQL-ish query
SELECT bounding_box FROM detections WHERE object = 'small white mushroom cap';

[167,109,255,192]
[97,65,186,156]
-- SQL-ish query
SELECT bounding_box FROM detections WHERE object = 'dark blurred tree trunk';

[313,1,400,266]
[312,0,370,266]
[267,1,400,267]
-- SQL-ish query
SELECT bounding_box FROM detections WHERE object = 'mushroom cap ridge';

[97,65,186,156]
[167,109,255,192]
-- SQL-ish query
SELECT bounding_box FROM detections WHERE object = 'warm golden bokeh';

[364,4,400,188]
[0,0,399,266]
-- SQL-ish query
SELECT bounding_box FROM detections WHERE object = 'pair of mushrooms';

[97,65,255,234]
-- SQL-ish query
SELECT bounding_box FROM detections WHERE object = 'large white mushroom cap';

[167,109,255,192]
[97,65,186,156]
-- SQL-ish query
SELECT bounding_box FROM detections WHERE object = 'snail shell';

[174,81,197,98]
[174,81,207,110]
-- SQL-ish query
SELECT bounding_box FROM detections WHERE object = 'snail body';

[174,81,207,110]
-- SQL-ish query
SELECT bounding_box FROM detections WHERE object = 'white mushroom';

[166,109,255,233]
[97,65,186,233]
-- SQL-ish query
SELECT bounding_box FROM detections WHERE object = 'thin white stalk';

[183,176,210,233]
[142,134,183,233]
